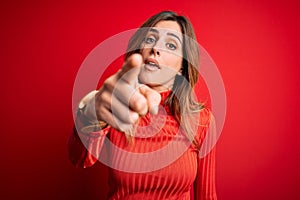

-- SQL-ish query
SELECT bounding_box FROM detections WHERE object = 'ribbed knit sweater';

[68,91,217,200]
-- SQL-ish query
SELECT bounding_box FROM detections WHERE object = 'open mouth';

[145,58,160,71]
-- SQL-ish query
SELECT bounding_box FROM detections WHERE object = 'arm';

[68,54,161,167]
[194,109,218,200]
[68,91,110,168]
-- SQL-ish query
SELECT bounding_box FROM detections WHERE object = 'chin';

[139,75,174,91]
[138,75,161,86]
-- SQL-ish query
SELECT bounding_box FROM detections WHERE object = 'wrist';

[76,90,108,133]
[80,121,108,134]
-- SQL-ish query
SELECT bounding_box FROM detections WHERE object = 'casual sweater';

[68,91,217,200]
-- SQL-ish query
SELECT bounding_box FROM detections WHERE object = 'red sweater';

[68,91,217,200]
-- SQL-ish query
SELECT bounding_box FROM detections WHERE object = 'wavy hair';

[125,11,203,148]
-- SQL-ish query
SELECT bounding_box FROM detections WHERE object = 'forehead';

[152,20,182,35]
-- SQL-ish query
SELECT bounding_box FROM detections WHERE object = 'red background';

[1,0,299,199]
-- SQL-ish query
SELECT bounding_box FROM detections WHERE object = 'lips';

[144,58,160,71]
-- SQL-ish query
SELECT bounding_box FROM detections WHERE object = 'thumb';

[139,85,161,115]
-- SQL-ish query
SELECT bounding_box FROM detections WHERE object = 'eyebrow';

[149,28,182,44]
[167,33,182,44]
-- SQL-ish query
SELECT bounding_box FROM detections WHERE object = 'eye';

[145,36,156,44]
[166,43,177,50]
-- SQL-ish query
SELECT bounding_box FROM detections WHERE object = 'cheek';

[164,54,182,71]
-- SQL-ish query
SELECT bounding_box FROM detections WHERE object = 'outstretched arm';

[68,91,110,168]
[68,54,161,168]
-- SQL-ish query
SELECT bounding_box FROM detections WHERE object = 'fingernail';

[150,105,159,115]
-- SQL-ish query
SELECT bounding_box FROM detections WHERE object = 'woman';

[69,11,217,200]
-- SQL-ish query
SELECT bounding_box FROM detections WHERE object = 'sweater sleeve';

[194,109,218,200]
[68,90,111,168]
[67,124,110,168]
[67,117,110,168]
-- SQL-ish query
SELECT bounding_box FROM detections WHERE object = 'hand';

[95,54,161,132]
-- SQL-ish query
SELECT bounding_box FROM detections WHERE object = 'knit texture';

[68,91,217,200]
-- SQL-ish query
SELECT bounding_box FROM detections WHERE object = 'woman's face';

[139,20,183,92]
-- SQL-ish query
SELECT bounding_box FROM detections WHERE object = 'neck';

[146,83,173,93]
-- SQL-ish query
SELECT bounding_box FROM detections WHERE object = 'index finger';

[119,54,143,85]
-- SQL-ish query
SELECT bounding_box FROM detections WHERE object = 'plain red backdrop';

[1,0,299,199]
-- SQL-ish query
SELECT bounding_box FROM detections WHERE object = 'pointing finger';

[119,54,143,85]
[139,85,161,115]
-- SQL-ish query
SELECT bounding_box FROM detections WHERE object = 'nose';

[151,46,160,56]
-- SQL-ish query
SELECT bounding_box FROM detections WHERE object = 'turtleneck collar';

[157,90,173,114]
[159,90,172,104]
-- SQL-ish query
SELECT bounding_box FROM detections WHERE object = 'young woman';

[69,11,217,200]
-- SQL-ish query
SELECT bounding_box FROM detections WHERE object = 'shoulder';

[191,107,214,148]
[199,107,213,127]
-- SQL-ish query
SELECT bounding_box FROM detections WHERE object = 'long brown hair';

[125,11,203,148]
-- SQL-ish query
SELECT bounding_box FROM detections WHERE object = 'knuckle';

[131,95,147,113]
[103,79,112,89]
[96,92,110,108]
[101,91,109,100]
[103,75,117,89]
[129,112,139,123]
[150,92,161,103]
[95,90,103,101]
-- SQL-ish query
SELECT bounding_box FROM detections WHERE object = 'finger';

[129,88,149,116]
[119,54,143,85]
[95,89,112,121]
[139,85,161,115]
[102,73,119,92]
[112,79,148,116]
[97,105,133,132]
[111,93,140,124]
[97,90,139,124]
